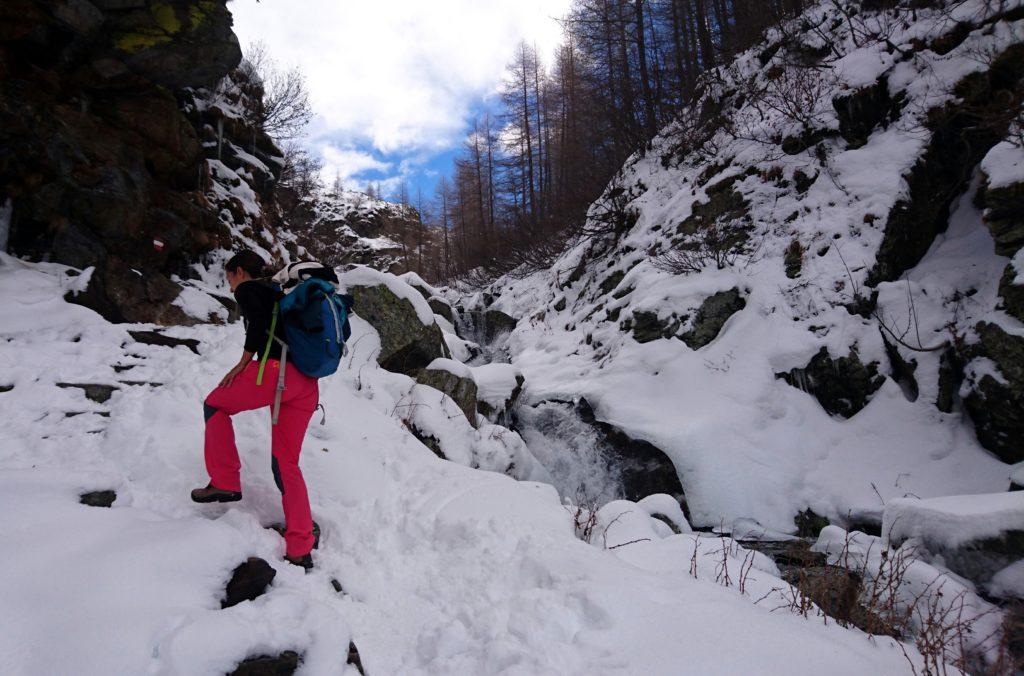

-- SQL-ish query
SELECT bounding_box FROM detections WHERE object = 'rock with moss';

[631,311,668,344]
[868,43,1024,284]
[428,297,454,323]
[108,0,241,89]
[777,347,885,418]
[999,266,1024,322]
[962,322,1024,463]
[677,174,751,236]
[347,283,449,376]
[981,176,1024,258]
[680,289,746,349]
[417,359,478,427]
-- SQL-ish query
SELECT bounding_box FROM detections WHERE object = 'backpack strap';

[256,301,279,386]
[272,343,288,426]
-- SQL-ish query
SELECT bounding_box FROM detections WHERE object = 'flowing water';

[515,401,627,505]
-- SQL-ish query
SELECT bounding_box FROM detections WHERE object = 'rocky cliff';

[0,0,293,324]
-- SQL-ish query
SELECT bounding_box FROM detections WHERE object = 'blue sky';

[229,0,570,203]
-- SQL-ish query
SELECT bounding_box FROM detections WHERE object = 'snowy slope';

[0,253,939,674]
[465,0,1024,535]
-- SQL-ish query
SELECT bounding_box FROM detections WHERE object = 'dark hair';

[225,250,266,278]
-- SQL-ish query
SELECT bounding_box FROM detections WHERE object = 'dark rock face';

[963,322,1024,463]
[629,289,744,347]
[428,298,454,323]
[777,347,885,418]
[222,557,276,609]
[867,43,1024,285]
[979,172,1024,322]
[943,531,1024,589]
[980,173,1024,259]
[227,651,299,676]
[794,508,830,538]
[347,283,448,376]
[80,490,116,507]
[0,1,259,324]
[680,289,745,349]
[832,76,904,149]
[417,365,478,427]
[1000,266,1024,323]
[128,329,200,354]
[57,382,119,403]
[631,311,666,344]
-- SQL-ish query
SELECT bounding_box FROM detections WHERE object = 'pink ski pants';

[203,360,319,557]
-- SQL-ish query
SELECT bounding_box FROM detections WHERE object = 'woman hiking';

[191,250,318,570]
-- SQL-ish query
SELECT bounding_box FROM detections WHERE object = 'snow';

[982,139,1024,189]
[208,160,260,218]
[425,357,473,381]
[338,265,436,326]
[172,282,230,323]
[469,363,522,410]
[882,492,1024,550]
[399,271,439,298]
[0,254,938,675]
[989,560,1024,600]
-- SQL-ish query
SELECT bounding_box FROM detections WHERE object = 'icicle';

[216,118,224,161]
[0,198,12,254]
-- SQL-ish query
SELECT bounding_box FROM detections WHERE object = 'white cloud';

[229,0,571,156]
[318,144,391,187]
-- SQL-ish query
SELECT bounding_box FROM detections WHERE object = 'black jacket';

[234,280,287,361]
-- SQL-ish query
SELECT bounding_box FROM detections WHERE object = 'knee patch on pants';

[203,403,219,422]
[271,455,284,494]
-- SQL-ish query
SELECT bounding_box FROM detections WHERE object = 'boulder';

[79,490,117,507]
[680,288,746,349]
[222,557,276,609]
[347,282,448,376]
[57,382,119,404]
[631,311,668,344]
[1000,265,1024,323]
[884,493,1024,590]
[472,363,525,425]
[428,297,454,323]
[980,175,1024,259]
[777,347,885,418]
[963,322,1024,463]
[416,359,479,427]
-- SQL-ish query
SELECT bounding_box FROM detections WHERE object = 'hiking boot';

[285,553,314,571]
[190,483,242,503]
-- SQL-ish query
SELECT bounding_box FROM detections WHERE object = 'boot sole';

[191,492,243,504]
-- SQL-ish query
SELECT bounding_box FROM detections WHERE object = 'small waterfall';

[453,309,512,365]
[515,401,627,505]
